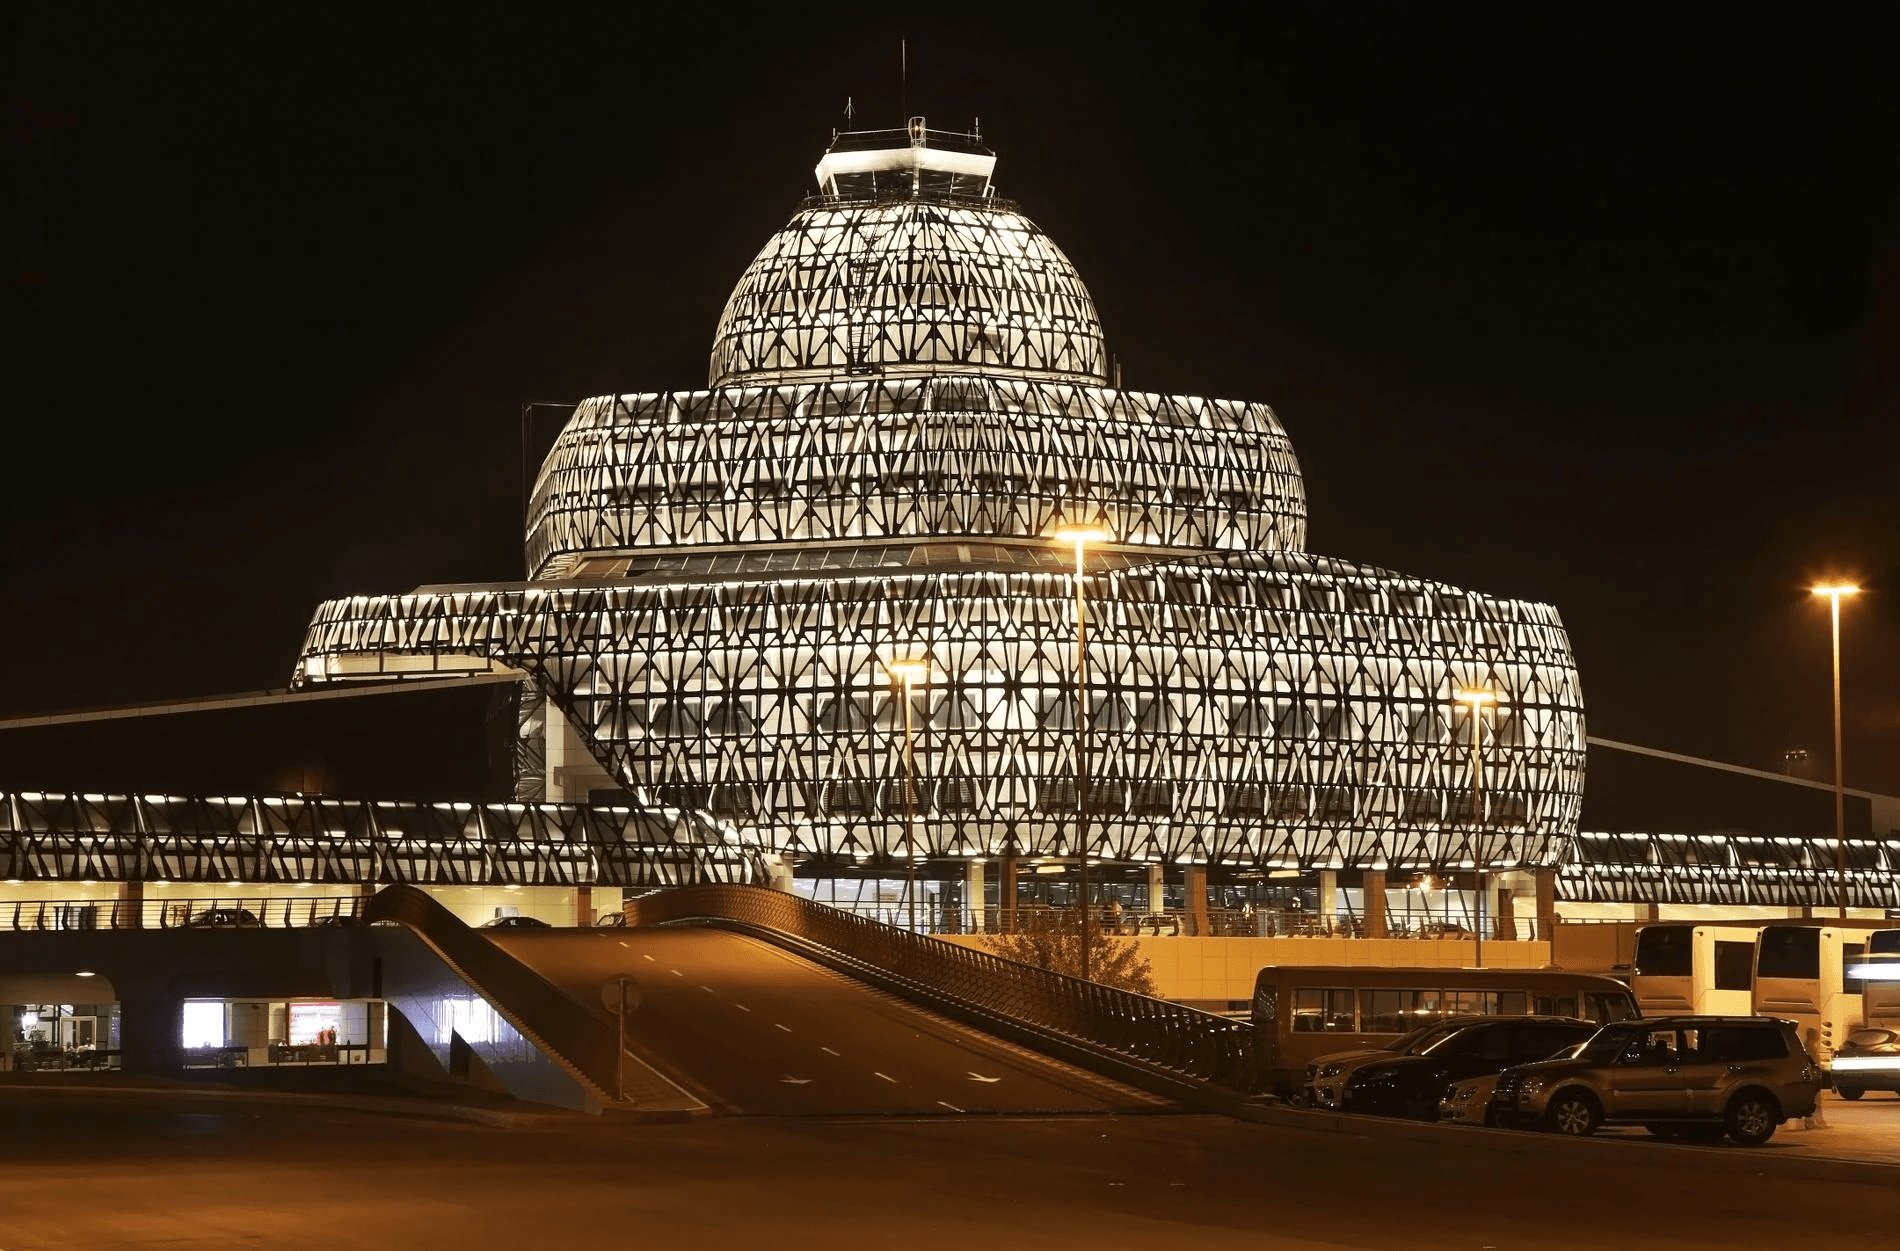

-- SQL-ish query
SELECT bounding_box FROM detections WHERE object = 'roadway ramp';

[489,926,1169,1115]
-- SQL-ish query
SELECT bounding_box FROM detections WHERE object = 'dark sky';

[9,5,1899,798]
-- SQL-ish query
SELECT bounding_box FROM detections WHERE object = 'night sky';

[10,6,1899,802]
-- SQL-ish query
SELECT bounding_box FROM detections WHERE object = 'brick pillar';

[1362,870,1387,938]
[1318,870,1339,934]
[1185,864,1209,936]
[575,886,593,928]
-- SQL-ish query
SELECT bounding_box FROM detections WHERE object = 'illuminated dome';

[709,122,1107,387]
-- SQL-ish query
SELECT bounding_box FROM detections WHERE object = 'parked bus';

[1631,922,1762,1016]
[1850,928,1900,1028]
[1249,965,1639,1097]
[1751,924,1868,1065]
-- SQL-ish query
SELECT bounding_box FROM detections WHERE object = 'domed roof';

[708,123,1108,388]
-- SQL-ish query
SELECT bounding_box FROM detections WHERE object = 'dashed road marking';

[774,1023,792,1033]
[735,1004,751,1012]
[779,1075,813,1085]
[873,1072,897,1083]
[820,1046,840,1056]
[670,969,683,978]
[937,1101,964,1112]
[968,1072,1001,1083]
[700,985,716,994]
[642,954,655,962]
[617,941,629,948]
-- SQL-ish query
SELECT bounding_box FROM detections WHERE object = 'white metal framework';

[293,122,1591,872]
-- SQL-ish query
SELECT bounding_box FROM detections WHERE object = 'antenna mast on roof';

[900,38,908,124]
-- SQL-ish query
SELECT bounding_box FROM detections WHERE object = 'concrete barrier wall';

[937,934,1553,1001]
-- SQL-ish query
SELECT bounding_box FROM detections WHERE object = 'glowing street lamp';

[1053,514,1114,981]
[888,659,931,933]
[1454,689,1499,969]
[1810,584,1860,920]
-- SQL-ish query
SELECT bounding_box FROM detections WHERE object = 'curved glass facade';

[295,124,1588,872]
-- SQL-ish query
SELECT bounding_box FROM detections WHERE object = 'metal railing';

[0,895,365,932]
[809,901,1554,942]
[626,885,1257,1104]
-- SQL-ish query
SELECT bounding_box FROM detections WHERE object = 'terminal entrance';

[180,998,387,1069]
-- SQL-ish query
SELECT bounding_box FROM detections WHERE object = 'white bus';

[1751,924,1869,1065]
[1631,922,1762,1016]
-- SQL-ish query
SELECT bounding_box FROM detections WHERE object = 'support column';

[118,995,180,1074]
[575,886,593,928]
[1318,870,1339,935]
[966,859,986,934]
[116,881,145,930]
[1362,870,1387,938]
[1533,868,1557,941]
[1185,864,1209,936]
[1146,863,1165,916]
[1001,856,1019,932]
[1493,880,1515,941]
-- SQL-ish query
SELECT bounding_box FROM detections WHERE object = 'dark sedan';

[1341,1018,1597,1120]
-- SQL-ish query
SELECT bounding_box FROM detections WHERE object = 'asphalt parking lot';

[1587,1089,1900,1163]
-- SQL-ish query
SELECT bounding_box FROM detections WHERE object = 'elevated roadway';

[488,926,1166,1116]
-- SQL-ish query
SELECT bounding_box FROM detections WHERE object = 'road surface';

[487,925,1162,1115]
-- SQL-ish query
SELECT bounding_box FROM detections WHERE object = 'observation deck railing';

[0,894,364,932]
[625,884,1257,1106]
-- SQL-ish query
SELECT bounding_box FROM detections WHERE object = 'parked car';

[183,908,262,928]
[1306,1016,1492,1108]
[1493,1016,1822,1145]
[1439,1042,1588,1126]
[309,913,360,928]
[480,915,552,929]
[1341,1018,1597,1120]
[1830,1027,1900,1100]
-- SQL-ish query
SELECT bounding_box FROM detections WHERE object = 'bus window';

[1758,927,1820,979]
[1584,991,1639,1023]
[1870,931,1900,957]
[1845,944,1867,996]
[1633,926,1693,976]
[1498,991,1529,1016]
[1359,989,1422,1033]
[1291,988,1355,1032]
[1714,941,1754,992]
[1535,995,1577,1017]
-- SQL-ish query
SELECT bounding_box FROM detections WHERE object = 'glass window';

[1713,941,1754,992]
[1497,991,1529,1016]
[1700,1026,1788,1062]
[1845,944,1867,996]
[181,1000,226,1050]
[1535,994,1578,1018]
[1359,989,1422,1034]
[1291,988,1356,1033]
[1757,927,1820,979]
[1633,926,1693,977]
[1584,992,1639,1024]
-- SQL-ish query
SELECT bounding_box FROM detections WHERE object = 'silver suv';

[1493,1016,1821,1145]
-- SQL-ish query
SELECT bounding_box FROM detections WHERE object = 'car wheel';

[1725,1092,1779,1146]
[1836,1085,1864,1101]
[1544,1091,1600,1137]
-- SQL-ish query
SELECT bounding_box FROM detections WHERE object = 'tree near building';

[979,926,1159,997]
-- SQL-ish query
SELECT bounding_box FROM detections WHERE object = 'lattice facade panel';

[297,551,1587,871]
[0,792,765,887]
[525,377,1306,579]
[1556,830,1900,909]
[709,197,1106,387]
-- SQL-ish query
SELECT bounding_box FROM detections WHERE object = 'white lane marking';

[937,1101,964,1112]
[700,985,716,994]
[873,1072,897,1083]
[779,1075,813,1085]
[968,1072,1001,1083]
[643,954,655,962]
[735,1004,751,1012]
[670,969,683,978]
[820,1046,840,1056]
[617,941,629,948]
[773,1023,792,1033]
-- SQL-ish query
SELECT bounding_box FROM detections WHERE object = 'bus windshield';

[1757,927,1821,979]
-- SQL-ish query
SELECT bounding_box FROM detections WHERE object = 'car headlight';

[1445,1086,1472,1104]
[1318,1064,1344,1079]
[1518,1078,1547,1097]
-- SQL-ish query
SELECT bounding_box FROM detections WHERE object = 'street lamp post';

[888,660,930,934]
[1054,515,1113,981]
[1810,584,1860,921]
[1454,689,1497,969]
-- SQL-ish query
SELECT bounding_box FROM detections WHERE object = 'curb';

[0,1082,573,1129]
[1230,1101,1900,1184]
